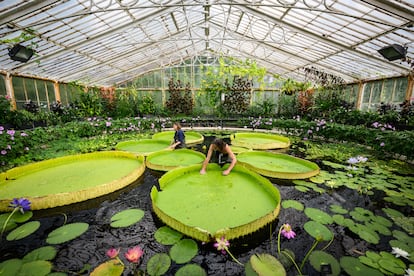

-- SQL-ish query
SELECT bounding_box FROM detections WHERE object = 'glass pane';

[0,76,6,97]
[393,77,408,102]
[382,79,394,103]
[371,81,382,104]
[362,83,372,104]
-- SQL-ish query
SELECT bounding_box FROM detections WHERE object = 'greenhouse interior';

[0,0,413,275]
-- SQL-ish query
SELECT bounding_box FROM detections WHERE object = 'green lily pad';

[340,256,383,276]
[146,149,206,171]
[6,221,40,241]
[90,259,124,276]
[0,258,22,276]
[175,264,206,276]
[281,200,304,211]
[374,215,393,227]
[46,222,89,244]
[230,132,290,149]
[350,224,380,244]
[110,209,145,228]
[309,251,341,276]
[19,260,53,276]
[330,204,348,214]
[295,186,310,192]
[115,139,170,156]
[237,151,319,179]
[378,252,406,275]
[332,214,345,225]
[146,253,171,276]
[169,239,198,264]
[152,131,204,145]
[304,208,333,224]
[366,222,391,236]
[250,253,286,276]
[23,246,57,262]
[154,226,183,245]
[303,221,333,241]
[245,261,259,276]
[0,211,33,232]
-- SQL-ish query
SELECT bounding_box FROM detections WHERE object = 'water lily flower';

[392,247,410,259]
[125,246,143,263]
[281,223,296,239]
[9,198,31,213]
[106,248,120,259]
[214,236,230,255]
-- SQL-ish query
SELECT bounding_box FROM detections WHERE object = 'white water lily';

[392,247,410,259]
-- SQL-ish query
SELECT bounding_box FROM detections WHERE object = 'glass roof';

[0,0,413,86]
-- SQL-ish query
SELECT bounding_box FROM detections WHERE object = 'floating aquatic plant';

[309,250,341,276]
[154,226,183,245]
[46,222,89,244]
[146,253,171,276]
[6,221,40,241]
[110,208,145,228]
[359,250,407,275]
[1,198,32,238]
[175,264,206,276]
[170,239,198,264]
[249,253,286,276]
[304,208,333,224]
[281,200,304,211]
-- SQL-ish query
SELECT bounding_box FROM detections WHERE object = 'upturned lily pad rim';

[115,139,171,156]
[152,130,204,145]
[236,151,320,179]
[230,132,291,149]
[151,163,281,242]
[146,149,206,171]
[0,151,145,211]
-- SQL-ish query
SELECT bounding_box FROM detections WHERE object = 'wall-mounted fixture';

[8,44,34,62]
[377,44,407,61]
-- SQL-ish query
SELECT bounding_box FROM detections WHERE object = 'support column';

[5,73,16,110]
[356,81,364,110]
[54,81,61,103]
[406,74,414,103]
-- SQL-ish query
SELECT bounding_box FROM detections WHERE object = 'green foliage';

[304,208,333,224]
[146,253,171,276]
[46,222,89,244]
[309,251,341,276]
[303,221,333,241]
[7,221,40,241]
[250,253,286,276]
[175,264,206,276]
[165,79,194,115]
[110,209,145,228]
[154,226,183,245]
[169,239,198,264]
[90,259,123,276]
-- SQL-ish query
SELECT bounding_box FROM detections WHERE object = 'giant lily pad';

[151,164,281,242]
[152,131,204,145]
[231,132,290,149]
[115,139,170,156]
[146,149,205,171]
[237,151,320,179]
[0,151,145,211]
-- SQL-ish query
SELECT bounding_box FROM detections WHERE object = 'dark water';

[1,167,388,276]
[0,134,397,275]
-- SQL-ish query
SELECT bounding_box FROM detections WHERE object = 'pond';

[0,135,413,276]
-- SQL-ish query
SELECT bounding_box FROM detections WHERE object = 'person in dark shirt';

[170,122,186,149]
[200,138,237,176]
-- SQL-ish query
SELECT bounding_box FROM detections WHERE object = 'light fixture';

[377,44,407,61]
[8,44,34,62]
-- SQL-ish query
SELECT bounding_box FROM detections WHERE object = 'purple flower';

[347,157,359,164]
[7,130,15,136]
[9,198,31,213]
[307,129,313,134]
[20,132,28,137]
[1,150,6,155]
[372,122,380,128]
[106,121,112,127]
[214,236,230,254]
[106,248,120,259]
[0,126,4,131]
[281,224,296,239]
[380,142,385,147]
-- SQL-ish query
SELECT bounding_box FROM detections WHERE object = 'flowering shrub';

[0,126,31,167]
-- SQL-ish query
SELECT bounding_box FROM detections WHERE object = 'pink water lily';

[214,236,230,254]
[125,246,143,263]
[281,223,296,239]
[106,248,120,259]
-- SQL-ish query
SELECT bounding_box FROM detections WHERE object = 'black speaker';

[8,44,34,62]
[378,44,407,61]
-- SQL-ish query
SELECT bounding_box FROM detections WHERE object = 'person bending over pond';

[200,138,237,176]
[170,122,186,149]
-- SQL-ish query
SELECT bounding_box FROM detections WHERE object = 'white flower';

[405,268,414,276]
[392,247,410,259]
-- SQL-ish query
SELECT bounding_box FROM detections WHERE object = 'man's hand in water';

[200,168,206,175]
[222,169,230,176]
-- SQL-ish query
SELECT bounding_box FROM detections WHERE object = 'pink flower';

[125,246,143,263]
[106,248,120,259]
[7,130,15,136]
[281,224,296,239]
[214,236,230,255]
[1,150,7,155]
[106,121,112,127]
[380,142,385,147]
[21,132,28,137]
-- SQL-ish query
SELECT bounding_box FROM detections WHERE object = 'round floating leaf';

[0,213,17,232]
[330,204,348,214]
[23,246,57,262]
[389,240,412,255]
[110,209,145,228]
[309,251,341,276]
[19,260,52,276]
[154,226,183,245]
[46,222,89,244]
[281,200,304,211]
[355,224,380,244]
[378,258,406,275]
[12,211,34,223]
[245,261,259,276]
[332,214,345,225]
[382,208,404,218]
[47,273,68,276]
[250,253,286,276]
[169,239,198,264]
[343,218,355,228]
[354,207,374,217]
[366,222,391,236]
[6,221,40,241]
[295,186,309,192]
[340,256,383,276]
[350,210,371,222]
[304,208,333,224]
[146,253,171,276]
[304,221,333,241]
[90,259,124,276]
[374,215,392,227]
[175,264,206,276]
[0,258,22,276]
